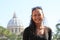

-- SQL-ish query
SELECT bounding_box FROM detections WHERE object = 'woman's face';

[32,9,44,24]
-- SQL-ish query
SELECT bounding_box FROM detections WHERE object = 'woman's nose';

[35,15,40,19]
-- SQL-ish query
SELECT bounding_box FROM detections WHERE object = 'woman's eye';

[33,15,36,16]
[32,13,42,17]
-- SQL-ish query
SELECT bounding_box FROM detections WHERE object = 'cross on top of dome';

[13,12,17,18]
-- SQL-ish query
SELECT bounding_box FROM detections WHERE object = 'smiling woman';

[32,7,44,24]
[23,6,52,40]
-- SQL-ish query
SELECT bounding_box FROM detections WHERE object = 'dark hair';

[32,6,43,13]
[29,6,43,34]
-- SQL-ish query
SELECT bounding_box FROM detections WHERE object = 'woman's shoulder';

[23,27,31,37]
[23,27,31,32]
[44,26,52,32]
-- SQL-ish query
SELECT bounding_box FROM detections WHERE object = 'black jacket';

[23,26,52,40]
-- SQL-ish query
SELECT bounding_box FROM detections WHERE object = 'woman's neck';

[35,23,43,29]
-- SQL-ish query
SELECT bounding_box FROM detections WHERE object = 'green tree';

[0,26,16,40]
[16,32,23,40]
[52,23,60,40]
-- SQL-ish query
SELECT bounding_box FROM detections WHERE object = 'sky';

[0,0,60,33]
